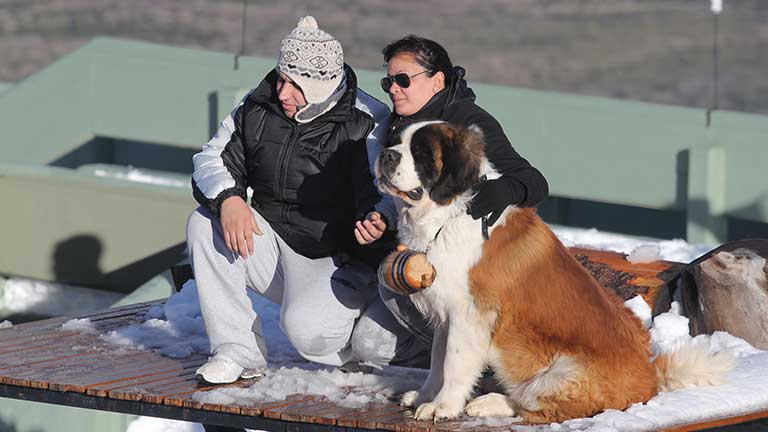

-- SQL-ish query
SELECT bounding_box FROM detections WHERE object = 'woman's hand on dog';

[354,211,387,245]
[468,178,515,226]
[220,196,263,258]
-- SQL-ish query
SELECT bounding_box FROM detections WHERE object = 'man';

[187,16,425,383]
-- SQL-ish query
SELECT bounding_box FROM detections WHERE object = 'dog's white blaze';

[383,142,422,192]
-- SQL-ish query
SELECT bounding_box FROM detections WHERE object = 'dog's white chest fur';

[397,200,492,325]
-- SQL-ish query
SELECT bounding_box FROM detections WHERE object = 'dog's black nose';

[378,149,401,174]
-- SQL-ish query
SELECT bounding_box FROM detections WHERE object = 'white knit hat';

[276,16,344,104]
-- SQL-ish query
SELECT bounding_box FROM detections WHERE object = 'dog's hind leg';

[465,392,517,418]
[402,324,447,408]
[414,316,490,421]
[503,354,588,423]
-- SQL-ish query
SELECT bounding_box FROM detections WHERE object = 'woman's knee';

[349,314,397,365]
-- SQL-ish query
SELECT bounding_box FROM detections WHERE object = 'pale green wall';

[475,84,706,210]
[0,82,13,96]
[0,398,136,432]
[0,51,95,165]
[0,37,766,290]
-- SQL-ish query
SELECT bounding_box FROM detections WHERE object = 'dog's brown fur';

[468,208,658,423]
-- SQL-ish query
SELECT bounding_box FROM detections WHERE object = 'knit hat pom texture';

[277,16,344,104]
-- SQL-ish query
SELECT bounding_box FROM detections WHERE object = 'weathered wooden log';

[570,247,683,317]
[679,239,768,349]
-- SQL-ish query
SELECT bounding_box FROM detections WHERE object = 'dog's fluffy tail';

[654,340,735,392]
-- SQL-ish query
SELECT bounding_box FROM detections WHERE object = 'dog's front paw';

[414,400,463,422]
[414,402,438,421]
[465,393,516,418]
[401,390,420,407]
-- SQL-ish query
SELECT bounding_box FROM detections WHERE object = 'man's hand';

[354,211,387,245]
[220,196,262,258]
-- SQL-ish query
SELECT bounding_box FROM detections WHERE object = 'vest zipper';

[275,122,304,222]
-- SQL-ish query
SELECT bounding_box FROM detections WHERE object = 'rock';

[679,239,768,349]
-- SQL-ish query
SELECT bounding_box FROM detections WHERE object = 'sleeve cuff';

[211,187,246,217]
[374,197,398,230]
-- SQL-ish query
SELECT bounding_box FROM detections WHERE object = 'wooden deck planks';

[48,353,190,393]
[87,357,206,397]
[0,302,160,348]
[0,251,765,431]
[278,398,353,425]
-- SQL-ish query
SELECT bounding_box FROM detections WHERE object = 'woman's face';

[385,53,444,117]
[276,73,307,118]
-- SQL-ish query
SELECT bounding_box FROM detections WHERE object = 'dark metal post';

[234,0,248,70]
[706,1,721,126]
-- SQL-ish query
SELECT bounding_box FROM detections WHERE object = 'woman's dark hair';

[382,35,454,79]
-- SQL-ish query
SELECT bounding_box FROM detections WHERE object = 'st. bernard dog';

[375,121,733,423]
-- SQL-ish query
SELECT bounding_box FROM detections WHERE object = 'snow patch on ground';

[625,295,653,329]
[125,417,203,432]
[0,277,121,316]
[627,244,662,264]
[550,225,713,263]
[99,281,209,358]
[61,318,97,333]
[193,365,427,408]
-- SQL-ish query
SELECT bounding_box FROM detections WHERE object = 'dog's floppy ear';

[429,124,485,205]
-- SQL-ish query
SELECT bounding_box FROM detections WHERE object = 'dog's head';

[375,121,486,207]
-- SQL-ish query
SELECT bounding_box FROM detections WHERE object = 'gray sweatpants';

[186,207,426,369]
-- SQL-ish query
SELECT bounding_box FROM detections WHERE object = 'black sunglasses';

[380,70,429,93]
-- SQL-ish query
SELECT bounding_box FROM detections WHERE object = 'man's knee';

[280,306,353,358]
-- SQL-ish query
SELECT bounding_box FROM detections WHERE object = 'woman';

[376,35,549,347]
[381,35,548,222]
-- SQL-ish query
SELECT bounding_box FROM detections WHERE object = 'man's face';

[276,73,307,118]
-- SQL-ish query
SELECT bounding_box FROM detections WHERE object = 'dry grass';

[0,0,766,113]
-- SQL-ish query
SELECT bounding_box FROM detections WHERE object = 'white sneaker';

[196,353,262,384]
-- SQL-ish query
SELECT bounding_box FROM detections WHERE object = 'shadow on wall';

[53,234,103,287]
[52,234,187,293]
